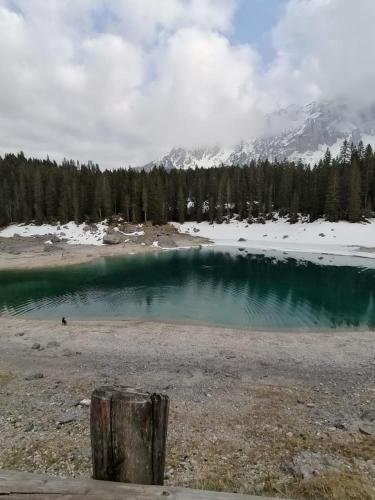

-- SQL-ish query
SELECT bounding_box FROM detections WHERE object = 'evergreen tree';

[347,159,362,222]
[325,168,340,222]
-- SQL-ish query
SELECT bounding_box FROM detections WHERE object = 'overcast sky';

[0,0,374,167]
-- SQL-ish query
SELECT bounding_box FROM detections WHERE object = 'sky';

[0,0,374,168]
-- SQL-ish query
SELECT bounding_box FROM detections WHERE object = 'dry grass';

[189,470,374,499]
[281,471,375,500]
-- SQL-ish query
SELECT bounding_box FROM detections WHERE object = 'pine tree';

[325,169,340,222]
[33,170,44,223]
[177,185,185,224]
[141,181,148,223]
[347,159,362,222]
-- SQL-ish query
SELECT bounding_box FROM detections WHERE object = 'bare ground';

[0,318,374,499]
[0,224,210,270]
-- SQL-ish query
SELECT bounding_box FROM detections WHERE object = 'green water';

[0,248,374,329]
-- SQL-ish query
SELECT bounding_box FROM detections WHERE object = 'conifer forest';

[1,140,374,227]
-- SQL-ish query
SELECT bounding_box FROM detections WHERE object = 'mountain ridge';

[141,101,375,170]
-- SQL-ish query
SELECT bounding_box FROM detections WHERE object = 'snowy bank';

[0,221,109,246]
[173,218,375,264]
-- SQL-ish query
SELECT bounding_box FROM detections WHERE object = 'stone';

[358,408,375,435]
[15,332,25,337]
[158,235,178,248]
[46,341,60,348]
[31,342,41,350]
[103,232,124,245]
[193,227,200,233]
[79,398,91,407]
[25,372,44,381]
[285,451,342,480]
[25,423,34,432]
[238,238,246,242]
[56,416,76,427]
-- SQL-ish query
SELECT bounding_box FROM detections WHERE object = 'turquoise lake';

[0,248,374,329]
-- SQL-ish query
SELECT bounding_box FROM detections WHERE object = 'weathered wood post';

[90,386,169,485]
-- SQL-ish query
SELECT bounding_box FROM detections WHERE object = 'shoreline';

[0,218,375,270]
[0,318,374,496]
[0,234,210,272]
[2,316,373,335]
[1,217,375,270]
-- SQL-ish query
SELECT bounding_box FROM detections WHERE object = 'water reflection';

[0,248,374,329]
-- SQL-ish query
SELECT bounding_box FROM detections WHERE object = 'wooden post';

[90,386,169,485]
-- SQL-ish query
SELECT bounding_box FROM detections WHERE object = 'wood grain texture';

[91,386,169,485]
[0,469,284,499]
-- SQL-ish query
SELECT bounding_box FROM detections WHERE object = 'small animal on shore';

[62,317,67,326]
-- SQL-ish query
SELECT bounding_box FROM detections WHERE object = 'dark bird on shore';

[62,317,67,325]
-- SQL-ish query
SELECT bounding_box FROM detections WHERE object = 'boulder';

[158,235,178,248]
[103,232,124,245]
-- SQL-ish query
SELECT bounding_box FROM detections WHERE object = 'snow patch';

[173,218,375,264]
[0,221,109,246]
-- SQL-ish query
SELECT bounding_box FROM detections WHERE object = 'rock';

[306,403,315,408]
[358,408,375,435]
[46,341,60,348]
[25,372,44,381]
[31,342,41,350]
[15,332,25,337]
[158,235,178,248]
[79,399,91,407]
[56,416,76,427]
[361,408,375,422]
[193,228,200,233]
[83,225,90,232]
[103,232,124,245]
[285,451,342,480]
[319,233,325,237]
[238,238,246,242]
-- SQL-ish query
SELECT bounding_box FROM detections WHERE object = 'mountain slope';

[142,101,375,170]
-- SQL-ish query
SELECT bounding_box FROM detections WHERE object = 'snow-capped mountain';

[142,101,375,170]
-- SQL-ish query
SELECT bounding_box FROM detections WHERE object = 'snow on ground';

[0,221,109,246]
[173,217,375,265]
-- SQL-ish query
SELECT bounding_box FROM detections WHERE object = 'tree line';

[1,140,374,227]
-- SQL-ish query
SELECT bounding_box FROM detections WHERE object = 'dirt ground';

[0,318,374,499]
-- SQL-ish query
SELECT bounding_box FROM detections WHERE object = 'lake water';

[0,248,374,329]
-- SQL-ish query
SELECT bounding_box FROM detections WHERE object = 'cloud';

[0,0,374,167]
[267,0,375,108]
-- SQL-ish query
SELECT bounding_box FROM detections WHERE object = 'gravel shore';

[0,318,374,497]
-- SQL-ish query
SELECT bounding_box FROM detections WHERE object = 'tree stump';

[91,386,169,485]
